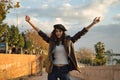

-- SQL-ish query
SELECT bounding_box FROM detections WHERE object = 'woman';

[25,15,100,80]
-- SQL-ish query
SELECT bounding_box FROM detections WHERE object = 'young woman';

[25,15,100,80]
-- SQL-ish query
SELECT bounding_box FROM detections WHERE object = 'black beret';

[53,24,67,31]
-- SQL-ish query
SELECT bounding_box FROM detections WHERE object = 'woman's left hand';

[93,17,100,24]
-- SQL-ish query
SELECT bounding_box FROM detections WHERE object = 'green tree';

[0,1,13,38]
[0,1,20,23]
[95,42,105,54]
[9,25,19,46]
[17,33,25,53]
[0,1,20,43]
[0,1,20,37]
[0,24,8,42]
[0,1,22,54]
[0,2,10,23]
[18,33,25,48]
[94,42,107,66]
[23,32,33,49]
[113,58,120,64]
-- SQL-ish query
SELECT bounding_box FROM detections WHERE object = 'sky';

[3,0,120,53]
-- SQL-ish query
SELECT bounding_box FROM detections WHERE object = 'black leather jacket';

[38,28,88,73]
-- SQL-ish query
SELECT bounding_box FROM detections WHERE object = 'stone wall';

[0,54,42,80]
[1,54,120,80]
[70,65,120,80]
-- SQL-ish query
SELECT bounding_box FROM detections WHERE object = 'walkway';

[21,72,81,80]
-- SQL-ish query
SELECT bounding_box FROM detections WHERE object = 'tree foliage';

[18,33,25,48]
[0,1,20,37]
[112,58,120,65]
[25,30,48,54]
[94,42,107,66]
[95,42,105,54]
[9,25,19,45]
[0,23,7,40]
[77,47,95,65]
[0,1,48,54]
[0,1,25,53]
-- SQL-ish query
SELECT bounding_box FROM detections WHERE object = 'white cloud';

[12,0,118,25]
[41,4,48,9]
[113,13,120,22]
[62,3,72,9]
[5,0,120,28]
[80,0,120,20]
[3,0,120,52]
[73,23,120,53]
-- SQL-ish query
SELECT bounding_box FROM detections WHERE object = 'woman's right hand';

[25,15,30,22]
[25,15,40,32]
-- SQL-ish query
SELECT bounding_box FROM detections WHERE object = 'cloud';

[73,23,120,53]
[80,0,120,20]
[3,0,120,53]
[113,13,120,22]
[5,0,120,29]
[4,0,119,29]
[16,0,120,25]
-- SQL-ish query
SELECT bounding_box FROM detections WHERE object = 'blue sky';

[4,0,120,53]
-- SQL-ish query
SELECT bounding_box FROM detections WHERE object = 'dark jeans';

[48,65,71,80]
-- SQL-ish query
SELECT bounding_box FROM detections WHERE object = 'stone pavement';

[22,72,81,80]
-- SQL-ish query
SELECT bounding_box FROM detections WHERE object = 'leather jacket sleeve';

[38,30,50,43]
[71,28,88,43]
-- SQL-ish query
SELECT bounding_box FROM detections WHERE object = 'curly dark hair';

[50,29,67,45]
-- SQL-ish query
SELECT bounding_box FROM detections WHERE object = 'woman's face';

[55,29,63,38]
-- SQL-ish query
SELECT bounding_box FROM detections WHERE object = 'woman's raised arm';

[25,15,40,32]
[85,17,100,30]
